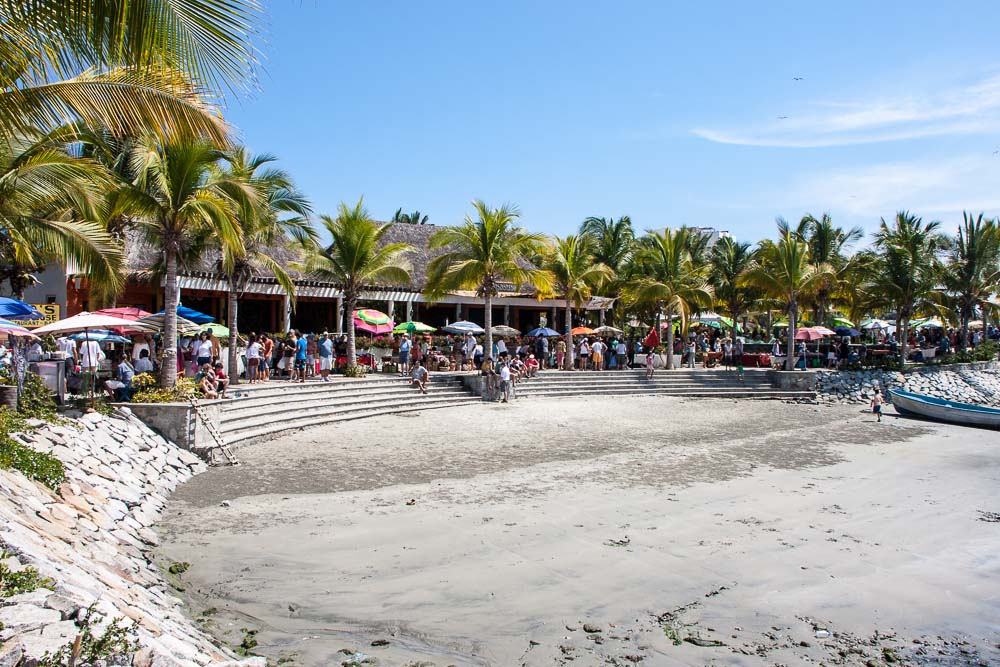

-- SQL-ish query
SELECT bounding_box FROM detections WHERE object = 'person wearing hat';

[398,332,412,376]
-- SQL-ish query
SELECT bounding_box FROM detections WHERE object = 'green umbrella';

[199,322,229,338]
[832,317,854,328]
[393,321,436,334]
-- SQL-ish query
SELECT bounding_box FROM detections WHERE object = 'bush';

[0,407,65,488]
[1,551,55,598]
[38,605,139,667]
[0,366,58,421]
[131,373,197,403]
[342,364,368,378]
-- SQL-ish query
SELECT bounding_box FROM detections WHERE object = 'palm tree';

[941,212,999,348]
[741,224,834,370]
[800,213,864,326]
[0,0,261,143]
[625,228,713,369]
[0,130,122,300]
[298,199,411,369]
[834,251,879,332]
[425,200,552,357]
[542,234,613,369]
[218,148,314,382]
[392,208,429,225]
[708,236,754,335]
[128,139,248,387]
[871,211,944,370]
[580,215,635,324]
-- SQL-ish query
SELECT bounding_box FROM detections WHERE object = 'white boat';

[888,388,1000,429]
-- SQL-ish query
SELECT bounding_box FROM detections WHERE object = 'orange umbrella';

[571,326,597,335]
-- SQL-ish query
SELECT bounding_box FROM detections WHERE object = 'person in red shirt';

[213,362,230,398]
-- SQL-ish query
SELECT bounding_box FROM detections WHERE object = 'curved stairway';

[509,367,815,400]
[218,373,478,448]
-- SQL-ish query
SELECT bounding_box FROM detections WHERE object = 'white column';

[282,293,291,332]
[387,299,395,322]
[406,301,413,322]
[336,297,344,334]
[503,304,510,325]
[600,308,606,326]
[455,302,462,321]
[551,306,557,329]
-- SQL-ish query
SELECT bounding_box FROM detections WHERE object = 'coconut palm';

[392,208,429,225]
[580,215,635,324]
[0,0,261,143]
[217,148,315,382]
[871,211,945,370]
[940,212,999,348]
[624,228,713,370]
[542,234,613,369]
[708,236,755,335]
[425,200,552,357]
[800,213,864,326]
[741,224,834,370]
[833,250,879,332]
[0,129,122,300]
[127,139,248,387]
[298,199,412,370]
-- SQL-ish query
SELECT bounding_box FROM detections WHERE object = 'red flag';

[643,328,660,349]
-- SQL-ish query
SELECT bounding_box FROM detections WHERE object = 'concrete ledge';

[770,370,819,391]
[113,401,220,459]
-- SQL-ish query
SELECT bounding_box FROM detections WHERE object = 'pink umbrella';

[92,307,152,321]
[794,326,832,341]
[353,309,395,334]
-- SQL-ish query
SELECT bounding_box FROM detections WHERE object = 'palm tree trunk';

[786,300,797,371]
[564,299,574,370]
[665,313,675,370]
[346,293,357,368]
[227,279,239,385]
[484,291,494,361]
[160,245,179,388]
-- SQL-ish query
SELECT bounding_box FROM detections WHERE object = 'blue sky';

[225,1,1000,244]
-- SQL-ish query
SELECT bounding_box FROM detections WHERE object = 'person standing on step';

[305,334,318,379]
[246,334,261,383]
[616,338,627,370]
[318,332,333,382]
[194,332,213,370]
[590,337,604,371]
[734,337,745,381]
[261,333,273,383]
[555,337,566,370]
[645,347,656,379]
[294,330,307,383]
[398,333,412,376]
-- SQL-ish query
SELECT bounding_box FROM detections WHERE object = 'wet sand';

[157,397,1000,666]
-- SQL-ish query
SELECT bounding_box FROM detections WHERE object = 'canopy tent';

[155,305,214,325]
[442,320,485,335]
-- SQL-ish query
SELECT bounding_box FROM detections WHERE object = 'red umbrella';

[795,326,832,341]
[92,307,152,321]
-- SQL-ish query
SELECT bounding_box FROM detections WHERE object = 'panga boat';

[888,388,1000,429]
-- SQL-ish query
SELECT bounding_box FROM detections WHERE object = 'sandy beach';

[157,397,1000,667]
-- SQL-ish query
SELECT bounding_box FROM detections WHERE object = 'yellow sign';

[23,303,60,329]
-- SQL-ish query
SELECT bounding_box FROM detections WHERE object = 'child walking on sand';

[871,388,883,422]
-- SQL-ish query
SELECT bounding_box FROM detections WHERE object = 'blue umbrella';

[834,326,862,337]
[0,297,44,321]
[68,329,130,343]
[525,327,560,337]
[442,320,485,335]
[156,304,214,324]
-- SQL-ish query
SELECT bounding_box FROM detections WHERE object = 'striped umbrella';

[0,318,38,338]
[393,321,436,334]
[353,309,394,334]
[135,313,202,337]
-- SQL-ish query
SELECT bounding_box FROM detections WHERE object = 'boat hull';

[888,388,1000,429]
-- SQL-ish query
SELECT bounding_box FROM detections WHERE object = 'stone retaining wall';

[814,362,1000,405]
[0,409,257,667]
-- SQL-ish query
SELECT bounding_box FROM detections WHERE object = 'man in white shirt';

[463,333,477,369]
[80,339,104,371]
[616,340,627,370]
[499,362,512,403]
[496,337,507,359]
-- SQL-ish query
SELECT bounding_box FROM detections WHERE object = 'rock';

[0,604,62,633]
[210,659,266,667]
[0,589,53,606]
[43,594,82,620]
[0,642,23,667]
[582,623,602,633]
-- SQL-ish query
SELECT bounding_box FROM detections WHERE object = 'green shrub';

[0,551,54,598]
[131,373,197,403]
[0,366,58,421]
[0,408,65,488]
[342,364,368,378]
[38,605,139,667]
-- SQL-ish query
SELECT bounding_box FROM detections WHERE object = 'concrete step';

[512,387,814,399]
[223,397,478,448]
[219,385,472,424]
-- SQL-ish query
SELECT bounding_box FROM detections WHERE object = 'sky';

[223,1,1000,245]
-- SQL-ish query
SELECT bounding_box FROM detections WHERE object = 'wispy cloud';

[789,156,1000,224]
[694,75,1000,148]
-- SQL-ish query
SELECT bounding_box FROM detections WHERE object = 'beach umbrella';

[92,306,152,321]
[68,329,130,343]
[32,311,154,335]
[353,308,394,334]
[969,320,984,329]
[832,316,855,328]
[594,325,624,335]
[914,318,944,329]
[860,318,891,330]
[393,321,436,334]
[773,320,789,328]
[135,313,202,337]
[571,326,597,335]
[199,322,230,338]
[795,327,832,342]
[834,326,862,337]
[156,304,214,324]
[490,324,521,336]
[626,319,649,328]
[0,318,38,338]
[0,297,44,321]
[442,320,485,335]
[525,326,560,337]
